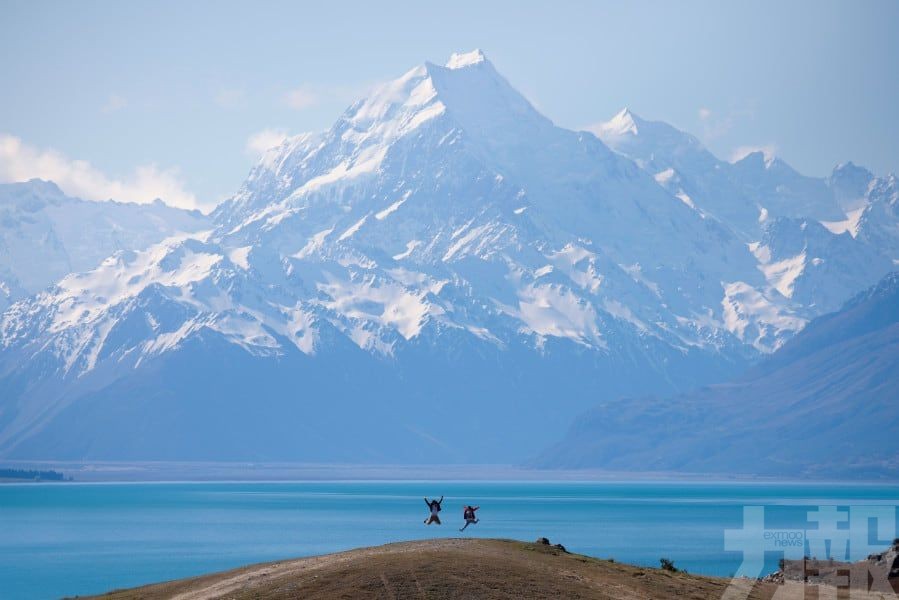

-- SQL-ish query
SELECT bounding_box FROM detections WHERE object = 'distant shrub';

[659,558,678,572]
[0,468,65,481]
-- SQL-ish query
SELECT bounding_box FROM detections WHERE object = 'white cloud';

[280,81,373,113]
[697,107,733,141]
[102,94,128,113]
[730,144,778,163]
[698,102,759,143]
[215,88,247,109]
[245,129,288,158]
[283,87,319,110]
[0,133,210,212]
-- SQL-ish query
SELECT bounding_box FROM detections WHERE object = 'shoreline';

[4,460,899,484]
[7,483,897,598]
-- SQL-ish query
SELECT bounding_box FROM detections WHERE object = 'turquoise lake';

[1,481,898,599]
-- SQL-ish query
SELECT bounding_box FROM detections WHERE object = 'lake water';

[1,480,898,599]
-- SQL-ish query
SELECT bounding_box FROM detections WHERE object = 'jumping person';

[423,496,443,525]
[459,505,480,531]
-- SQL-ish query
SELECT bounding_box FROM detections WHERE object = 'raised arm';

[424,497,430,507]
[438,495,444,506]
[472,506,479,512]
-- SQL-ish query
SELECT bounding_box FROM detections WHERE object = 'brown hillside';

[87,538,893,600]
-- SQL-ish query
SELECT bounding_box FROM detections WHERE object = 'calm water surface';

[1,481,898,599]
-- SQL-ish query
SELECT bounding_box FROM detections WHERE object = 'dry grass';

[84,539,895,600]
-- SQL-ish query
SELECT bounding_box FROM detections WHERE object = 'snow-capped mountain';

[0,51,896,463]
[828,161,875,212]
[0,179,209,311]
[856,173,899,263]
[592,108,846,237]
[593,108,899,319]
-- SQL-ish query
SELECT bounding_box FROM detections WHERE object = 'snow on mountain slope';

[0,179,209,311]
[828,161,875,212]
[592,108,898,344]
[856,174,899,263]
[8,53,754,366]
[592,109,846,236]
[752,168,899,320]
[0,51,896,462]
[208,53,772,358]
[820,165,899,264]
[752,217,893,312]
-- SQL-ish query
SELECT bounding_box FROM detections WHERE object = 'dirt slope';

[87,538,893,600]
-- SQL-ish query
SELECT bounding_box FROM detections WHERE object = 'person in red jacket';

[423,496,443,525]
[459,505,479,531]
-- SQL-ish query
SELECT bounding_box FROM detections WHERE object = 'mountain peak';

[445,49,488,70]
[611,107,640,134]
[828,161,875,211]
[732,149,777,170]
[22,178,65,197]
[592,108,645,140]
[830,160,873,182]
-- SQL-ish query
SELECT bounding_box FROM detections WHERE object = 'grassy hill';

[83,538,883,600]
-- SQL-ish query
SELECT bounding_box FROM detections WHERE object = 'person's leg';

[459,521,469,531]
[434,515,441,525]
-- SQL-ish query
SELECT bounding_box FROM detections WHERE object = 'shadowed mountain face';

[0,51,897,464]
[534,271,899,478]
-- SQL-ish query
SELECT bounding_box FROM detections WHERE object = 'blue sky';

[1,0,897,211]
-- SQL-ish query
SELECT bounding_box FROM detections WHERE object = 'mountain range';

[0,50,896,469]
[0,179,209,312]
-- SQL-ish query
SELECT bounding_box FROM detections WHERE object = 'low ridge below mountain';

[534,271,899,478]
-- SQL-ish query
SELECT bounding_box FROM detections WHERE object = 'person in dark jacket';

[459,505,480,531]
[423,496,444,525]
